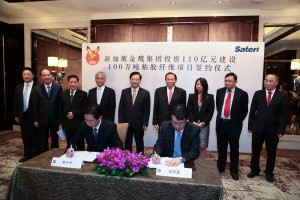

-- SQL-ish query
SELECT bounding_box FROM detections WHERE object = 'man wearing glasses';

[152,104,200,167]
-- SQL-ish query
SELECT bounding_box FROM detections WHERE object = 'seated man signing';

[152,104,200,167]
[66,105,123,157]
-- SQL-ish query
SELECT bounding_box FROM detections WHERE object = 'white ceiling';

[1,0,300,21]
[1,0,300,58]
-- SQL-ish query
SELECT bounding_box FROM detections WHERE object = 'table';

[5,149,223,200]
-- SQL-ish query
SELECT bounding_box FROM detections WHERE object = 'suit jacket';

[70,119,123,152]
[187,93,215,125]
[118,87,150,128]
[88,86,116,122]
[32,83,62,126]
[248,89,289,135]
[59,89,88,132]
[13,82,37,123]
[153,86,186,126]
[216,87,248,134]
[154,121,200,162]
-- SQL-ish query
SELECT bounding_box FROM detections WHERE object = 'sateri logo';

[235,46,259,52]
[86,46,100,65]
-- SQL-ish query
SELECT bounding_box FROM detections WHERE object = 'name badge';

[51,157,83,169]
[156,166,192,178]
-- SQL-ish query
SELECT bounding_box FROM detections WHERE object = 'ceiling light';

[217,0,224,3]
[170,1,176,5]
[126,2,132,6]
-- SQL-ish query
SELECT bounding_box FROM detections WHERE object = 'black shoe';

[218,169,225,173]
[231,172,239,180]
[265,174,274,182]
[247,171,260,178]
[19,156,31,162]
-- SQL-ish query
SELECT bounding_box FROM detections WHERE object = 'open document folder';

[148,157,185,168]
[60,151,100,162]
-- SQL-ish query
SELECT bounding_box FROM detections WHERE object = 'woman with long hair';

[187,78,215,159]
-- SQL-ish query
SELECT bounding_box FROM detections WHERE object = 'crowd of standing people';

[14,68,289,183]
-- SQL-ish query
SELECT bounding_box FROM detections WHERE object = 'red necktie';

[267,91,272,107]
[169,89,173,104]
[224,89,231,118]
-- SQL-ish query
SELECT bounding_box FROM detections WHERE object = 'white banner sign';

[82,42,264,153]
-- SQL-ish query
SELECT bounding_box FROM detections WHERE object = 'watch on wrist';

[178,156,185,163]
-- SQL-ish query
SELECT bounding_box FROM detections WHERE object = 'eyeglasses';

[171,120,186,127]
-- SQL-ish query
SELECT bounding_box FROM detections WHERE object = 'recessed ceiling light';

[217,0,224,3]
[170,1,176,5]
[126,2,132,6]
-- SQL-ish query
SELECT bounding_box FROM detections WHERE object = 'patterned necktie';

[47,85,51,98]
[173,131,182,157]
[70,90,74,103]
[132,89,137,105]
[267,91,272,107]
[224,89,231,118]
[23,84,30,112]
[93,128,98,139]
[169,89,173,104]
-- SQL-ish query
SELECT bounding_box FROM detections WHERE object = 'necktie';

[93,128,98,139]
[47,85,51,98]
[169,89,173,104]
[132,89,137,105]
[70,90,74,103]
[23,84,29,112]
[173,131,182,157]
[97,88,102,105]
[267,91,272,107]
[224,89,231,118]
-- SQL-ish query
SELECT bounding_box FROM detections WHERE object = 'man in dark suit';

[59,74,88,150]
[66,105,123,157]
[88,71,116,122]
[152,104,200,167]
[118,71,150,153]
[32,68,62,153]
[216,72,248,180]
[153,72,186,131]
[247,74,288,182]
[13,67,38,162]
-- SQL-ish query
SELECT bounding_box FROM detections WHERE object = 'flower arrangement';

[94,148,150,179]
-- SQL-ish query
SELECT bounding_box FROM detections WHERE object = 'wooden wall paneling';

[239,22,253,41]
[172,24,209,41]
[132,25,168,42]
[96,25,133,42]
[208,21,253,41]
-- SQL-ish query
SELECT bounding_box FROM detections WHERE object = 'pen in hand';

[66,145,74,157]
[152,150,161,164]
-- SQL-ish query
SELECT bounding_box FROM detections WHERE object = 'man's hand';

[151,154,161,164]
[15,117,20,123]
[66,147,74,157]
[154,124,159,131]
[34,121,39,128]
[165,158,181,167]
[67,112,74,119]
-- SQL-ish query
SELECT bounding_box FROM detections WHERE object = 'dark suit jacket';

[153,86,186,126]
[187,93,215,125]
[14,82,37,123]
[32,83,62,126]
[154,121,200,162]
[88,86,116,122]
[248,90,289,135]
[59,89,88,132]
[118,87,150,128]
[216,87,248,134]
[70,119,123,152]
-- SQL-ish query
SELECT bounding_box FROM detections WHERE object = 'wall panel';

[173,24,209,41]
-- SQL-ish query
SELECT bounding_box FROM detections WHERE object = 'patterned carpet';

[1,131,300,200]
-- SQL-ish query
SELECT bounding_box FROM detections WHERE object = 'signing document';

[60,151,99,162]
[148,157,185,168]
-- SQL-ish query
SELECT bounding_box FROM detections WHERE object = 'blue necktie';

[47,85,51,98]
[23,84,29,112]
[173,131,182,157]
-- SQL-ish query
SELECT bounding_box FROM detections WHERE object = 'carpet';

[1,131,300,200]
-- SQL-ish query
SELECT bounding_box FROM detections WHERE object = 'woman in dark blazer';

[187,78,215,160]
